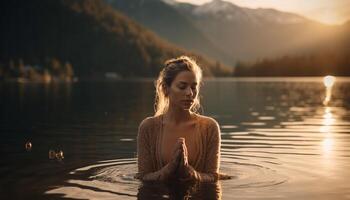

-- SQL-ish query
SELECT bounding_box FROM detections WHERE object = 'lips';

[182,100,194,104]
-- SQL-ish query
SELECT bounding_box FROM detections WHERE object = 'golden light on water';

[323,109,334,126]
[320,125,331,133]
[323,75,336,88]
[320,107,335,165]
[320,107,334,133]
[322,138,334,157]
[323,76,336,106]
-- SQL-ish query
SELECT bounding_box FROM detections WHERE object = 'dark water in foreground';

[1,77,350,199]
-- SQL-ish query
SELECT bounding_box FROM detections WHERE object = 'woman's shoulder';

[194,113,219,128]
[139,115,162,130]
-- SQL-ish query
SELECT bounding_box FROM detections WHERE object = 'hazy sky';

[176,0,350,25]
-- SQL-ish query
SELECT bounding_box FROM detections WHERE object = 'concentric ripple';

[46,155,287,199]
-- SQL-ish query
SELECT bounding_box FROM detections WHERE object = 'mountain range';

[0,0,232,78]
[235,21,350,76]
[1,0,348,77]
[108,0,345,66]
[105,0,233,65]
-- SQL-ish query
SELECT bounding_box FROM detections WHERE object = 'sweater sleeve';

[197,119,221,182]
[136,118,153,178]
[136,118,174,182]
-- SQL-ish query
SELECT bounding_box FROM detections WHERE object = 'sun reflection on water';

[320,106,336,170]
[323,76,336,106]
[322,138,333,157]
[323,76,335,88]
[322,107,334,126]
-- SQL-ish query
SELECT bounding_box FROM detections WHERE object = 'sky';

[176,0,350,25]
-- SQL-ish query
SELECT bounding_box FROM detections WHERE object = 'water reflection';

[320,106,336,173]
[2,78,350,199]
[138,181,222,200]
[45,159,224,200]
[322,138,333,157]
[320,107,334,133]
[323,76,335,106]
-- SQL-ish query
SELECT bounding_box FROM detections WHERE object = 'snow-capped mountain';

[191,0,307,25]
[171,0,335,62]
[105,0,339,63]
[193,0,241,15]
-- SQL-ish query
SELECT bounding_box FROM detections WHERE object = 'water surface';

[1,77,350,199]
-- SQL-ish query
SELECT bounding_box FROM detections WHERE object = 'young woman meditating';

[136,56,229,182]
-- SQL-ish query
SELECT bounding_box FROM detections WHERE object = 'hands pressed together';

[166,138,201,182]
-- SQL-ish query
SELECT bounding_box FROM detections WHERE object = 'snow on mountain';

[193,0,242,16]
[189,0,308,25]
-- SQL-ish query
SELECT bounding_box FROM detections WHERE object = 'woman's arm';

[199,119,221,182]
[136,118,181,181]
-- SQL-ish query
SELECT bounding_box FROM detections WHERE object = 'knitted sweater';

[136,114,222,182]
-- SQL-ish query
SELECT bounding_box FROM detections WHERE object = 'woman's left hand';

[177,139,200,182]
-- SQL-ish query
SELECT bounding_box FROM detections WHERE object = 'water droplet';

[49,150,56,159]
[56,150,64,161]
[25,141,32,151]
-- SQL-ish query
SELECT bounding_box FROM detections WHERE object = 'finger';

[177,138,185,146]
[175,150,182,159]
[184,155,188,166]
[179,152,184,166]
[176,138,184,149]
[181,143,188,165]
[172,141,183,154]
[184,143,188,157]
[181,142,185,152]
[171,149,180,164]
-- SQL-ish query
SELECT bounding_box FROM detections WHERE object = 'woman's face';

[167,70,199,111]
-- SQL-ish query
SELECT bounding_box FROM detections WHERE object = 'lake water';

[1,77,350,199]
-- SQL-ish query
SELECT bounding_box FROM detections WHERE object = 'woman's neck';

[164,106,192,125]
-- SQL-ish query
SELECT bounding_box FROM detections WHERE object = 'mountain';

[234,21,350,76]
[105,0,233,65]
[189,0,306,25]
[0,0,232,77]
[173,0,339,62]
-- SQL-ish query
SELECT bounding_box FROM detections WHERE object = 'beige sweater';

[136,114,222,182]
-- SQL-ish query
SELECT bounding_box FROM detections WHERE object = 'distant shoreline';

[2,76,350,83]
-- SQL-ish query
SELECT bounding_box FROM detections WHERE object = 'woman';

[136,56,228,182]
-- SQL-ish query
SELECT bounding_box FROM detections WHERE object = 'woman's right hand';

[167,138,185,173]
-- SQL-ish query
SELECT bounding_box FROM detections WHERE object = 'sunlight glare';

[323,76,335,88]
[323,111,334,126]
[323,76,335,105]
[322,138,333,157]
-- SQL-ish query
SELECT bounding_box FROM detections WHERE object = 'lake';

[1,77,350,199]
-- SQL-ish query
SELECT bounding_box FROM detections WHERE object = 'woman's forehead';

[173,71,198,84]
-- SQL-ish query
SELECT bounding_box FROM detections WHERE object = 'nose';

[185,87,194,97]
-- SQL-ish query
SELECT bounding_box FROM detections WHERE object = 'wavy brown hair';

[154,56,203,116]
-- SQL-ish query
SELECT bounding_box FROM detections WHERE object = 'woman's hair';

[154,56,203,116]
